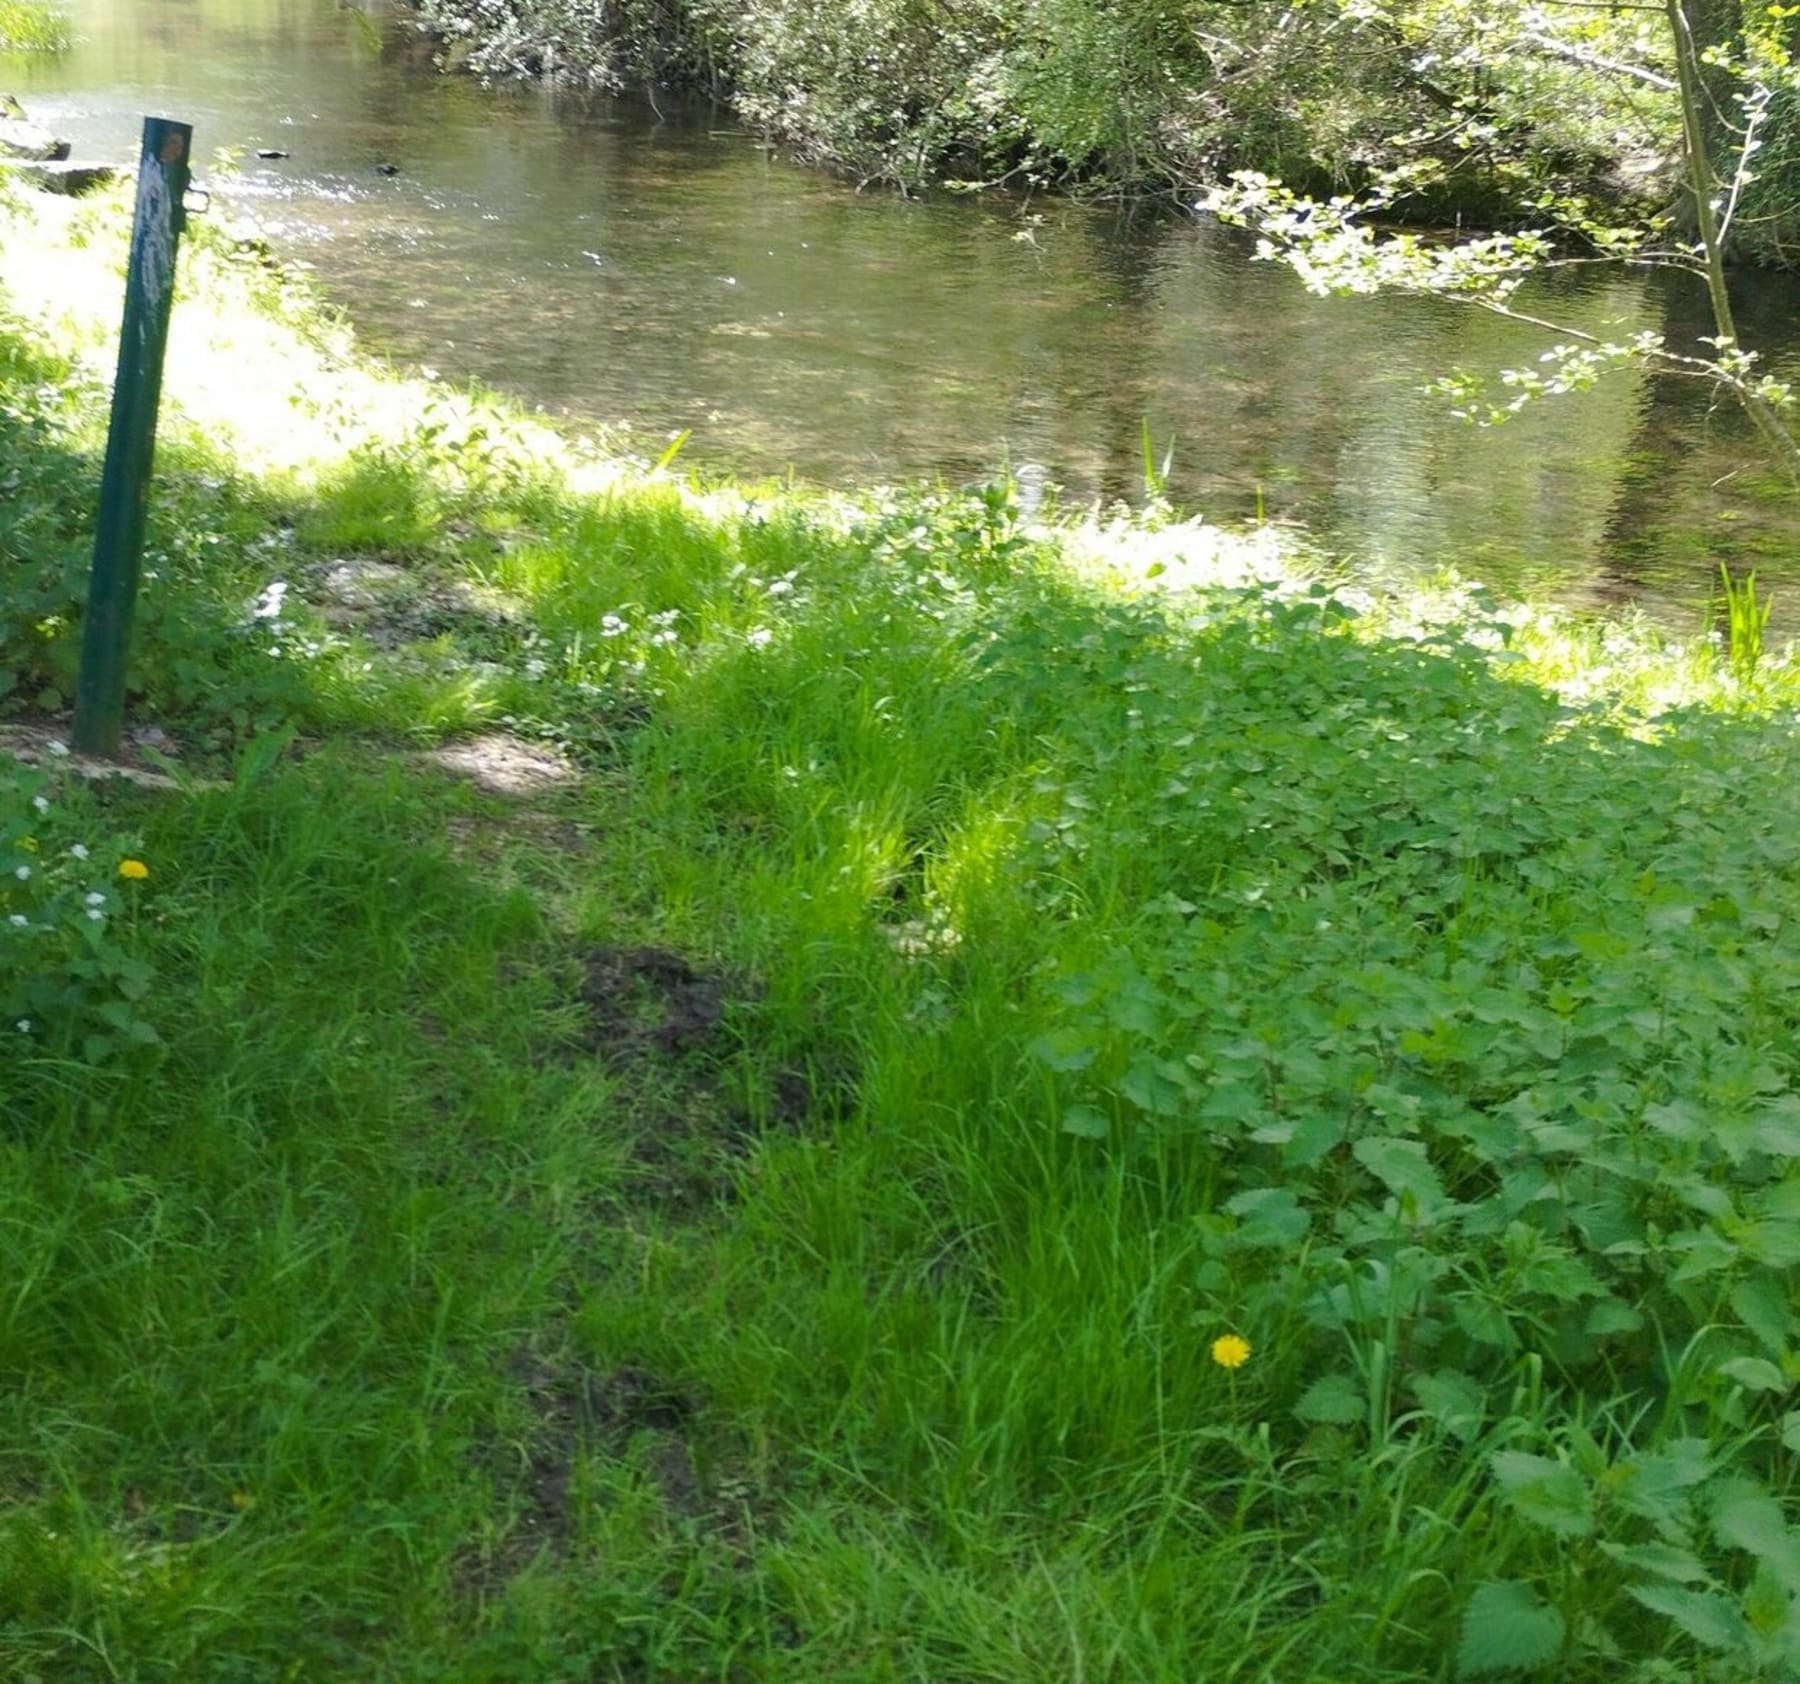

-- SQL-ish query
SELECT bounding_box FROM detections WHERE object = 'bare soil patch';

[579,945,732,1057]
[425,732,582,796]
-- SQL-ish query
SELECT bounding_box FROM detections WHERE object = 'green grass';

[6,176,1800,1681]
[0,1,68,52]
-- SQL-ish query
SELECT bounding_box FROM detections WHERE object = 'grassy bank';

[0,1,67,54]
[7,173,1800,1681]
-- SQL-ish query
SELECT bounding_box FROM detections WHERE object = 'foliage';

[0,0,68,53]
[0,760,157,1070]
[405,0,1800,247]
[1204,0,1800,511]
[1721,564,1774,684]
[12,175,1800,1679]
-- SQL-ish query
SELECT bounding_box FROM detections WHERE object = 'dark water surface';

[12,0,1799,619]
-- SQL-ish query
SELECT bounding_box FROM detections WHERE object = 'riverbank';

[405,0,1800,267]
[0,1,67,53]
[7,174,1800,1681]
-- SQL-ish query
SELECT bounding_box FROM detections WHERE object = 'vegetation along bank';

[8,162,1800,1677]
[408,0,1800,263]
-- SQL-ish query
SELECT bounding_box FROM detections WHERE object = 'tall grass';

[5,179,1800,1680]
[0,1,68,53]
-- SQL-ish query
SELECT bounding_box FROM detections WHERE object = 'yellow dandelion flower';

[118,859,149,881]
[1211,1334,1252,1370]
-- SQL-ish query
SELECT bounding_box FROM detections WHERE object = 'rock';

[312,557,409,607]
[256,148,289,160]
[0,106,70,162]
[0,160,116,195]
[375,162,400,176]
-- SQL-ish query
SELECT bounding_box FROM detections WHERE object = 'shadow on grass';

[10,296,1800,1680]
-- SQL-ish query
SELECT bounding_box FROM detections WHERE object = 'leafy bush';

[407,0,1785,246]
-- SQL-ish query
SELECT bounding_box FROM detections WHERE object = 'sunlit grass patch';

[9,172,1800,1680]
[0,0,67,52]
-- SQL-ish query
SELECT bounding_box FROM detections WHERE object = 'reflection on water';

[13,0,1800,620]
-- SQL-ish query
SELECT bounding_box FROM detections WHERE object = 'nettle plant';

[1,757,158,1066]
[1009,584,1800,1674]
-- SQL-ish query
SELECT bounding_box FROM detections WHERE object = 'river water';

[9,0,1798,619]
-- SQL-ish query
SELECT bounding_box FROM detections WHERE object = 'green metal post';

[70,116,193,758]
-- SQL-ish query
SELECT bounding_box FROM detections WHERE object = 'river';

[9,0,1798,621]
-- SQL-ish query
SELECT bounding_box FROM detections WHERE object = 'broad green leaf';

[1293,1373,1364,1425]
[1117,1054,1183,1116]
[1454,1294,1519,1351]
[1670,1229,1740,1283]
[1516,1246,1602,1303]
[1413,1369,1486,1442]
[1599,1542,1714,1586]
[1744,1559,1792,1636]
[1281,1111,1343,1166]
[1455,1582,1565,1677]
[1490,1452,1593,1538]
[1643,1100,1705,1142]
[1718,1356,1788,1394]
[1353,1136,1448,1219]
[1753,1098,1800,1157]
[1711,1480,1800,1593]
[1029,1029,1097,1072]
[1731,1278,1792,1358]
[1059,1105,1108,1139]
[1224,1187,1312,1249]
[1585,1298,1643,1337]
[1106,981,1165,1035]
[1741,1221,1800,1269]
[1613,1439,1716,1526]
[1627,1583,1749,1653]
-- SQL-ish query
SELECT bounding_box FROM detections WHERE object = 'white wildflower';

[13,865,29,881]
[69,844,89,860]
[84,892,106,907]
[745,626,773,649]
[85,908,104,922]
[7,914,26,928]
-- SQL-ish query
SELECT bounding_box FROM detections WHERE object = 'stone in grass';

[0,160,116,195]
[312,557,410,609]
